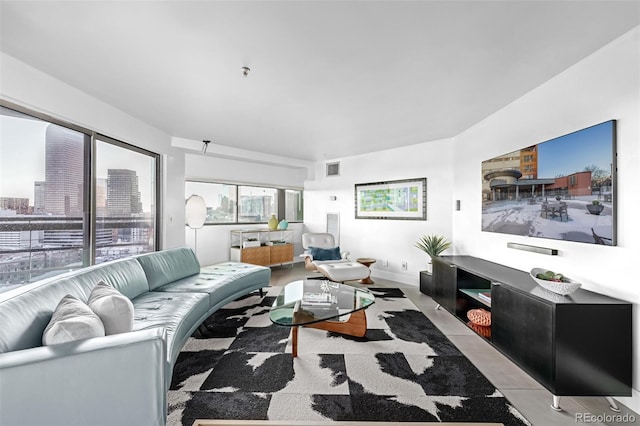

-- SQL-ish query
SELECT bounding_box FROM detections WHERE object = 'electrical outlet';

[401,261,408,271]
[382,259,388,267]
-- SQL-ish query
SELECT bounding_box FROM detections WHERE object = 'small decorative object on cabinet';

[278,219,288,230]
[467,308,491,326]
[268,215,278,230]
[530,268,581,295]
[415,234,451,296]
[230,229,294,267]
[414,234,452,264]
[432,255,631,413]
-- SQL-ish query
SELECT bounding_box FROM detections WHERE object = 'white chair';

[301,233,370,283]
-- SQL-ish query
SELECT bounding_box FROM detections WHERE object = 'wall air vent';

[326,162,340,177]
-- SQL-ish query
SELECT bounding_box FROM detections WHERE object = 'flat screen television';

[481,120,616,246]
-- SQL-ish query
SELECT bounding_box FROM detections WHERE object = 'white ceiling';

[1,1,639,162]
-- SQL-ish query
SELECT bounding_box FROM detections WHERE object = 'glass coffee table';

[270,279,375,357]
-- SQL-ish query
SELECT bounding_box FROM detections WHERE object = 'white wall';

[452,27,640,412]
[304,138,455,284]
[185,152,308,188]
[0,52,186,249]
[302,25,639,410]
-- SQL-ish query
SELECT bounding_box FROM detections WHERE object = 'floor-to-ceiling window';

[0,103,160,292]
[94,136,158,264]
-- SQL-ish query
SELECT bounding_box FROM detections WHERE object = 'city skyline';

[1,108,157,287]
[1,113,155,210]
[1,122,145,216]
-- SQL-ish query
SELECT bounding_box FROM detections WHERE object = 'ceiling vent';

[326,162,340,177]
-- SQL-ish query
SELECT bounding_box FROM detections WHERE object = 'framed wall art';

[355,178,427,220]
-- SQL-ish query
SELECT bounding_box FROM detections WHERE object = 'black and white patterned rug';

[167,287,530,426]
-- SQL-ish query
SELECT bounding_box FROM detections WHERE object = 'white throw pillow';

[42,294,106,345]
[88,281,134,335]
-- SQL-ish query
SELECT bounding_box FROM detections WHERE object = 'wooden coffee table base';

[291,309,367,358]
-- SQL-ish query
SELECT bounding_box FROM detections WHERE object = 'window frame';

[185,180,303,226]
[0,99,161,279]
[93,134,161,262]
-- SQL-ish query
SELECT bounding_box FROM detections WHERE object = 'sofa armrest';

[0,327,167,426]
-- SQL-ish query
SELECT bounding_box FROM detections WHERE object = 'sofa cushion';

[156,262,270,309]
[42,294,105,345]
[88,281,134,335]
[131,291,209,364]
[309,246,342,261]
[95,258,151,300]
[316,261,370,282]
[136,247,201,290]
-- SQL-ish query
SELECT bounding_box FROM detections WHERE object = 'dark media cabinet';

[432,255,632,411]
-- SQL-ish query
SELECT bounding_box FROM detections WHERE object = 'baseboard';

[370,269,418,286]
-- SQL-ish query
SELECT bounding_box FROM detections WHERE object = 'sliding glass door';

[0,103,159,291]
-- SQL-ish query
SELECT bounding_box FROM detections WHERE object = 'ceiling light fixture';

[202,140,210,154]
[241,66,250,77]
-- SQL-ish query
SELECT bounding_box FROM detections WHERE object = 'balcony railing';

[0,215,154,290]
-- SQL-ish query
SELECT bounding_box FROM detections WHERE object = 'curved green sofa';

[0,247,270,425]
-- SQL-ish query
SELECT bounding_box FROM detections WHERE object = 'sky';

[0,113,155,210]
[0,115,48,201]
[537,120,614,178]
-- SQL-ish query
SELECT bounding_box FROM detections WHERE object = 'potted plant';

[414,235,452,296]
[586,200,604,215]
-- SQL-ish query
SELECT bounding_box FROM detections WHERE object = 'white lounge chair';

[301,233,370,283]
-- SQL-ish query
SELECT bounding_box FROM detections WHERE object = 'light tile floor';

[270,263,639,426]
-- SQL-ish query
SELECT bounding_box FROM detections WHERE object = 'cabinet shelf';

[459,288,491,307]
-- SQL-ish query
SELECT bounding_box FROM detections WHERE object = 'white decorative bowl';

[530,268,581,296]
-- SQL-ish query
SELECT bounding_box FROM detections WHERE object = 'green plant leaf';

[414,234,452,258]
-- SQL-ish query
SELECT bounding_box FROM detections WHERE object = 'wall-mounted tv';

[481,120,616,246]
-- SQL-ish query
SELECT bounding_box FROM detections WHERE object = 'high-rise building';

[107,169,142,216]
[96,178,107,216]
[34,181,45,213]
[44,124,84,216]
